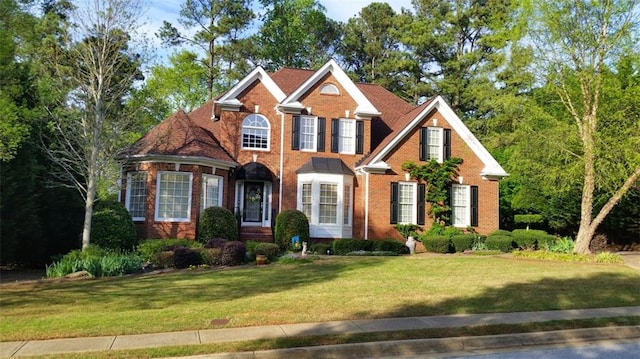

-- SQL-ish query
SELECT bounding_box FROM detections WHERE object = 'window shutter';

[356,120,364,154]
[445,185,452,225]
[331,118,339,153]
[417,183,426,225]
[292,116,300,150]
[419,127,427,161]
[390,182,399,224]
[443,129,451,160]
[317,117,326,152]
[470,185,479,227]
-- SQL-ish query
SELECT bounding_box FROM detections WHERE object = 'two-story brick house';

[120,59,507,241]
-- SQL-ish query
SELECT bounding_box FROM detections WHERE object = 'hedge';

[485,235,514,252]
[450,234,476,252]
[197,206,238,242]
[332,239,374,255]
[421,235,451,253]
[274,210,310,251]
[512,229,554,250]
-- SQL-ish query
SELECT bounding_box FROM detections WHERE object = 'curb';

[164,325,640,359]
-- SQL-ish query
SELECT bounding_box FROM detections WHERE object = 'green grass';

[1,255,639,342]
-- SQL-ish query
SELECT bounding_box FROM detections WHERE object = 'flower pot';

[256,254,269,265]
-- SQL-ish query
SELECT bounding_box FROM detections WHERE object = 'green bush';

[420,235,452,253]
[545,236,575,253]
[173,247,202,268]
[90,200,137,251]
[488,229,512,237]
[152,251,174,268]
[46,250,142,278]
[451,234,476,252]
[254,243,280,261]
[311,243,332,255]
[512,229,553,250]
[274,210,310,251]
[373,239,409,254]
[197,206,238,242]
[485,235,514,252]
[220,241,246,266]
[201,248,222,266]
[332,239,374,255]
[137,239,201,262]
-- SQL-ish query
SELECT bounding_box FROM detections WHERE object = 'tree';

[399,0,524,114]
[157,0,255,98]
[256,0,342,71]
[526,0,640,253]
[43,0,144,250]
[339,2,417,99]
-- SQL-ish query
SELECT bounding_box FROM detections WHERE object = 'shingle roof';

[296,157,355,176]
[125,106,236,165]
[270,68,315,94]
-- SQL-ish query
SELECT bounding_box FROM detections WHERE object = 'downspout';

[364,169,370,240]
[276,106,285,213]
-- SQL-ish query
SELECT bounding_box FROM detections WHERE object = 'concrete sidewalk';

[2,307,639,358]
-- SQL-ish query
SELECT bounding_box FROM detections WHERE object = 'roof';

[124,108,236,167]
[296,157,355,176]
[270,68,315,94]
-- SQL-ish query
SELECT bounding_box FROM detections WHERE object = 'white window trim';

[398,182,417,225]
[299,115,317,152]
[125,171,147,221]
[297,173,353,237]
[241,114,270,151]
[201,174,223,211]
[155,171,193,222]
[319,83,340,95]
[427,127,444,163]
[451,184,471,227]
[338,118,356,155]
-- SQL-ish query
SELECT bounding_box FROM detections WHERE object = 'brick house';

[120,59,507,241]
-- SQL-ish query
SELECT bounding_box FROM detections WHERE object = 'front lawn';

[1,255,639,341]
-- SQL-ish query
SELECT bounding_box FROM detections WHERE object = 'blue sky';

[143,0,413,64]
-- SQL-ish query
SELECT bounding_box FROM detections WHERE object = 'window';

[201,174,222,211]
[155,171,192,222]
[451,184,479,227]
[398,183,416,224]
[319,83,339,95]
[419,127,451,162]
[319,183,338,224]
[343,185,351,225]
[125,171,147,220]
[242,114,269,150]
[451,185,469,227]
[301,183,312,219]
[331,119,364,154]
[390,182,426,225]
[292,116,325,151]
[339,119,355,154]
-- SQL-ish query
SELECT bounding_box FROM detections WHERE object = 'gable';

[358,96,508,179]
[215,66,286,114]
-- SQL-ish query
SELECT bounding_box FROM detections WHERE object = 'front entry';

[243,181,264,223]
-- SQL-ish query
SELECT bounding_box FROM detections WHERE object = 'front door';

[243,182,264,222]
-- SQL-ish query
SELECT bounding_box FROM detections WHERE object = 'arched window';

[242,114,270,150]
[319,83,339,95]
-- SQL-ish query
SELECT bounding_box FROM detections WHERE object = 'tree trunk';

[574,114,597,254]
[81,176,96,250]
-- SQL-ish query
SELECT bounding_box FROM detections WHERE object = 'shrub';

[332,239,374,255]
[311,243,332,255]
[200,248,222,266]
[197,206,238,242]
[373,239,409,254]
[547,236,575,253]
[152,251,174,268]
[274,210,310,251]
[485,235,514,252]
[420,236,451,253]
[90,200,137,251]
[512,229,553,250]
[173,247,202,269]
[594,252,623,264]
[46,250,142,278]
[488,229,512,237]
[451,234,476,252]
[137,239,201,262]
[220,241,246,266]
[204,238,227,249]
[254,243,280,261]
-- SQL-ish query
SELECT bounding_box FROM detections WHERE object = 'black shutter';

[443,129,451,160]
[417,183,426,225]
[419,127,427,161]
[470,185,479,227]
[292,115,300,150]
[331,118,339,153]
[356,120,364,154]
[317,117,326,152]
[390,182,399,224]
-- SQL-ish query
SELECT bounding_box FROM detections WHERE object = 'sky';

[143,0,414,65]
